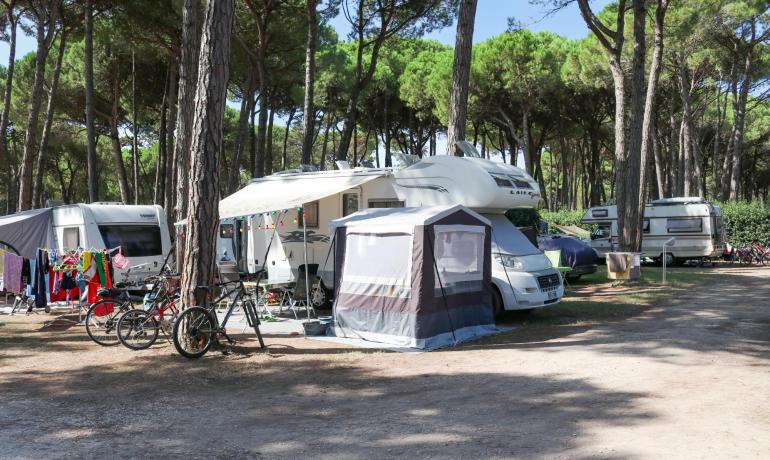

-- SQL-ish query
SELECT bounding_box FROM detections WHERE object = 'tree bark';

[300,0,317,165]
[0,6,17,197]
[228,76,255,193]
[265,104,275,175]
[174,0,201,225]
[729,43,754,200]
[132,49,139,204]
[33,30,66,208]
[282,107,295,170]
[445,0,477,156]
[84,0,98,203]
[164,62,178,214]
[18,4,58,211]
[181,0,234,307]
[154,77,168,206]
[110,65,131,204]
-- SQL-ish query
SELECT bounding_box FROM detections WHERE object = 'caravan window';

[219,224,235,239]
[62,227,80,249]
[667,218,702,233]
[342,193,359,217]
[368,199,405,209]
[591,223,611,240]
[298,201,319,228]
[642,219,650,234]
[98,225,162,257]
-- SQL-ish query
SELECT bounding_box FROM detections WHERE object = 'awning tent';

[329,205,497,350]
[219,171,385,219]
[0,208,54,259]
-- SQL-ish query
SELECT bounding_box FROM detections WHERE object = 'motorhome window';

[511,178,532,189]
[298,201,319,228]
[592,223,611,240]
[219,224,235,239]
[342,193,359,217]
[642,219,650,233]
[98,225,162,257]
[667,218,702,233]
[63,227,80,249]
[368,199,405,209]
[592,209,609,218]
[491,175,513,187]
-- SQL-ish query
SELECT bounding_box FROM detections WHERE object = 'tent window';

[667,218,702,233]
[367,199,405,209]
[434,227,484,295]
[342,193,359,217]
[298,201,319,228]
[340,233,412,296]
[63,227,80,249]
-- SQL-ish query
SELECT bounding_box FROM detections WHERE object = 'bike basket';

[93,302,115,316]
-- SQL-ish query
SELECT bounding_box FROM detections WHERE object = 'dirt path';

[1,265,768,459]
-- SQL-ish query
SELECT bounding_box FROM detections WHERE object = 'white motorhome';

[0,203,173,288]
[215,153,564,314]
[581,197,724,264]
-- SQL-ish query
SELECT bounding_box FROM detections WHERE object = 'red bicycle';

[116,275,180,350]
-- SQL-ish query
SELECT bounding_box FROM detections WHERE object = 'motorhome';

[0,203,173,288]
[581,197,724,264]
[215,152,564,314]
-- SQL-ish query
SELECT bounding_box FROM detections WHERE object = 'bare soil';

[1,265,769,459]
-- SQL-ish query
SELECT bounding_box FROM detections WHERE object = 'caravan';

[581,197,724,264]
[0,203,173,287]
[216,153,564,314]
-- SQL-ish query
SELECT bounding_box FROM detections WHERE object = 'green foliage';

[718,201,770,247]
[539,209,589,232]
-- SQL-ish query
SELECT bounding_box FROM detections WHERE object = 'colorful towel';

[3,252,24,294]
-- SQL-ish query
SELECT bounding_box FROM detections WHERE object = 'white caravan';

[0,203,173,288]
[217,154,564,314]
[581,197,724,264]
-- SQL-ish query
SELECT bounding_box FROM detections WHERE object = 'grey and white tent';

[329,205,497,350]
[0,208,54,259]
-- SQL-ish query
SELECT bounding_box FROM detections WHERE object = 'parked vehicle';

[0,202,173,289]
[211,150,563,313]
[581,197,724,265]
[536,234,598,280]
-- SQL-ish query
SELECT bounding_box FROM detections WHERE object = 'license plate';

[547,291,557,300]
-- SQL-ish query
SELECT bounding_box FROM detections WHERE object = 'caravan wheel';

[659,253,674,267]
[491,287,504,320]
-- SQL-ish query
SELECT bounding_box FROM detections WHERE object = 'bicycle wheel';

[117,309,160,350]
[762,253,770,266]
[85,300,130,346]
[173,306,217,359]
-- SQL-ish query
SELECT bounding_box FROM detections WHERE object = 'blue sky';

[0,0,611,65]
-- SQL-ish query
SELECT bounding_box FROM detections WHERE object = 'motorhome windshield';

[98,225,163,257]
[486,214,540,256]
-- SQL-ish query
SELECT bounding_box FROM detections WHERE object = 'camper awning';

[0,208,53,259]
[219,172,386,219]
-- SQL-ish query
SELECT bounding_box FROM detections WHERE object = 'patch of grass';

[524,299,645,326]
[578,264,714,286]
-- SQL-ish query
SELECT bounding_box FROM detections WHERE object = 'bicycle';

[116,274,181,350]
[84,281,141,346]
[172,272,265,359]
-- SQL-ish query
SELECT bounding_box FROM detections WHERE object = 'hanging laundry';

[32,249,49,308]
[2,252,23,294]
[0,247,5,291]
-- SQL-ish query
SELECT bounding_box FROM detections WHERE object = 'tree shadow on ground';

[0,352,652,459]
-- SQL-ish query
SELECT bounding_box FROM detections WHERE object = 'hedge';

[508,202,770,247]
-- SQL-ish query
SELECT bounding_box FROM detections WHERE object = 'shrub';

[718,201,770,247]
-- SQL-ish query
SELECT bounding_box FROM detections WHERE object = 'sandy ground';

[1,265,768,459]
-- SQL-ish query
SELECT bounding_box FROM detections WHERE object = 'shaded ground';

[1,264,769,459]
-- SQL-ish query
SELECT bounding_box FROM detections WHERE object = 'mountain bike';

[84,281,141,346]
[172,273,265,359]
[116,275,180,350]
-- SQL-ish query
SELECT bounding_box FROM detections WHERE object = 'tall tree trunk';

[164,62,178,214]
[18,12,54,211]
[635,0,667,247]
[0,7,18,200]
[33,31,67,208]
[228,76,255,193]
[446,0,477,156]
[181,0,234,307]
[110,66,131,204]
[155,79,168,206]
[84,0,98,203]
[729,46,754,200]
[265,104,275,175]
[174,0,201,249]
[320,116,330,170]
[132,49,140,204]
[282,107,295,170]
[300,0,317,165]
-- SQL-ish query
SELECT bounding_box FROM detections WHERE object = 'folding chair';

[544,249,572,288]
[285,265,316,319]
